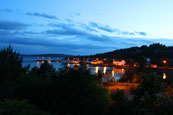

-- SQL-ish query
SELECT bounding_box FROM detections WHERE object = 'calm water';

[22,56,125,82]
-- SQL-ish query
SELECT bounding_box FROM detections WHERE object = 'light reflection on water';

[22,56,125,82]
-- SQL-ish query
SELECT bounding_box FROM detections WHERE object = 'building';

[113,59,126,66]
[91,58,103,65]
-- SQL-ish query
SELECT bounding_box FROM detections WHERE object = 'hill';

[79,43,173,66]
[21,54,72,57]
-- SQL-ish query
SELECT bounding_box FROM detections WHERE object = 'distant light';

[103,67,107,75]
[95,66,99,75]
[163,60,167,64]
[36,61,39,64]
[86,64,89,70]
[112,70,114,77]
[163,73,166,79]
[67,63,70,68]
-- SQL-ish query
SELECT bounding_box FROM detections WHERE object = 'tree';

[0,46,28,98]
[130,73,173,115]
[29,61,57,80]
[108,89,133,115]
[0,99,49,115]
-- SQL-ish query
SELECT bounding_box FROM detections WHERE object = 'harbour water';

[22,56,126,82]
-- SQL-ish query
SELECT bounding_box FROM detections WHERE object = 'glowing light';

[163,73,166,79]
[163,60,167,64]
[122,68,124,72]
[86,64,89,70]
[113,59,126,66]
[112,70,114,77]
[95,66,99,75]
[67,63,70,68]
[103,66,107,75]
[113,68,125,75]
[104,58,107,61]
[42,61,44,64]
[36,61,39,67]
[48,60,51,64]
[72,60,79,64]
[91,60,103,65]
[150,64,157,68]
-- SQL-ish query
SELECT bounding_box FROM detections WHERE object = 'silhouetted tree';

[0,46,28,98]
[0,99,49,115]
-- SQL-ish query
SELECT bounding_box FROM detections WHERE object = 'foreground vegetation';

[0,46,172,115]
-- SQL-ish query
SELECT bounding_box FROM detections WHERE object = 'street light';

[163,60,167,64]
[163,73,166,79]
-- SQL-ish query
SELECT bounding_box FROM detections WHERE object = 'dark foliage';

[0,45,172,115]
[0,99,49,115]
[0,46,110,115]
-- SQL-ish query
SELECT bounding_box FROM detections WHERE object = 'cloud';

[80,23,98,32]
[89,22,148,36]
[136,31,147,36]
[75,13,80,16]
[0,20,29,30]
[46,23,86,35]
[89,22,116,32]
[0,34,116,55]
[2,9,13,13]
[26,12,58,20]
[0,24,169,55]
[121,31,135,36]
[47,23,110,42]
[120,31,147,36]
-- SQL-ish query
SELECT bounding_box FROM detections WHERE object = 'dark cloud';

[136,32,147,36]
[80,23,98,32]
[121,31,147,36]
[0,20,29,30]
[0,35,115,55]
[76,13,80,16]
[0,26,167,55]
[46,23,86,35]
[26,12,58,20]
[89,22,148,36]
[89,22,115,32]
[121,31,135,36]
[47,23,110,42]
[2,9,13,13]
[66,18,73,23]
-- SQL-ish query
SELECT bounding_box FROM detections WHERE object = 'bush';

[0,99,49,115]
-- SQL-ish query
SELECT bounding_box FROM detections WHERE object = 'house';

[91,58,103,65]
[113,59,126,66]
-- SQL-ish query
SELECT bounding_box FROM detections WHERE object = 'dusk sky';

[1,0,173,55]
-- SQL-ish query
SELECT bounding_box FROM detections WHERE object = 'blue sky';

[0,0,173,55]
